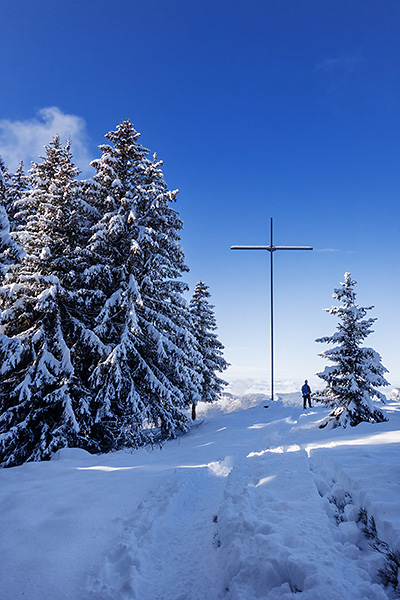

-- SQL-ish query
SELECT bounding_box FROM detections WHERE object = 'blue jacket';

[302,384,311,396]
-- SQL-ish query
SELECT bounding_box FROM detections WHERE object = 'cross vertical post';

[270,217,274,403]
[231,217,313,402]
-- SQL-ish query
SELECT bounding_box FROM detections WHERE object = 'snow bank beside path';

[217,451,387,599]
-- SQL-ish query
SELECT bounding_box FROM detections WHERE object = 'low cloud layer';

[0,107,94,176]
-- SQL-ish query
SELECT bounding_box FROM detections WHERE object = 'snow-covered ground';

[1,391,400,600]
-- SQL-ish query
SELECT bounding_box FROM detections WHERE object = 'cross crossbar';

[231,245,313,251]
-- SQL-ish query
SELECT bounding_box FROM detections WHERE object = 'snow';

[1,392,400,599]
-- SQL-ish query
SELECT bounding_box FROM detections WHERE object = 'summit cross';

[231,217,313,403]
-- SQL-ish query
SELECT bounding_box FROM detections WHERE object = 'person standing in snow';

[302,380,312,409]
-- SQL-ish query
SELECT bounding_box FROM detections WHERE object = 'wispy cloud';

[0,107,94,176]
[314,248,340,253]
[315,55,362,74]
[314,248,355,254]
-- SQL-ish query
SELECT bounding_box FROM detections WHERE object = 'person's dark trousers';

[303,395,311,409]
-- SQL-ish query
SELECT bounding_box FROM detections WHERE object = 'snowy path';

[1,397,400,600]
[89,465,227,600]
[131,466,225,599]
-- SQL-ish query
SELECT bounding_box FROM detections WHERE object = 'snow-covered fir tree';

[86,120,200,447]
[315,272,389,428]
[82,119,155,449]
[189,281,229,419]
[0,137,98,467]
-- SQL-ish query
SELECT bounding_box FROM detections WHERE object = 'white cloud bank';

[0,107,94,176]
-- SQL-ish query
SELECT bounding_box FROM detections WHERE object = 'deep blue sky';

[1,0,399,389]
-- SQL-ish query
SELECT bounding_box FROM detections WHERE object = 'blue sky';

[1,0,399,389]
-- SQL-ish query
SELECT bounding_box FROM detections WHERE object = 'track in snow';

[88,463,229,600]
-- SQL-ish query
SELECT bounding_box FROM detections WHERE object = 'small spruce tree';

[4,161,28,227]
[315,272,389,428]
[189,281,229,419]
[0,157,8,194]
[0,205,24,277]
[0,160,26,276]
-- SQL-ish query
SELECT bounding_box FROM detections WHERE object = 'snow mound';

[53,447,94,461]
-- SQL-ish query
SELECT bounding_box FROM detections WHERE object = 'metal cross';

[231,217,313,403]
